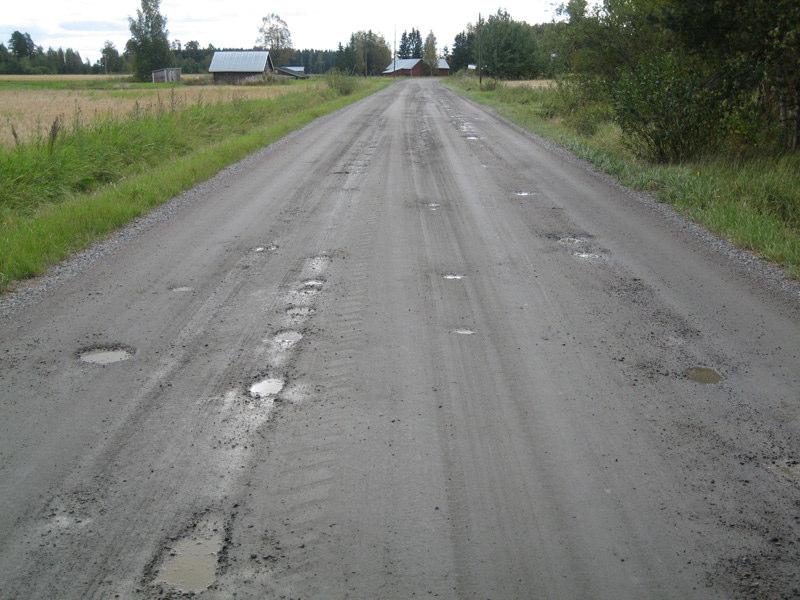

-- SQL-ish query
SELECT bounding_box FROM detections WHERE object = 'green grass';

[445,77,800,278]
[0,78,391,290]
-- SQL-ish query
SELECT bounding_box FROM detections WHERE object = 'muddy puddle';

[453,328,475,335]
[574,252,602,260]
[250,377,285,398]
[514,192,532,197]
[154,517,224,594]
[443,274,464,280]
[302,279,324,289]
[170,286,194,293]
[685,367,722,384]
[79,347,133,364]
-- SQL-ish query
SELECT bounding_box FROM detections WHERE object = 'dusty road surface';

[1,79,799,599]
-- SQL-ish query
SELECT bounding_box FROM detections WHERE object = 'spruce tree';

[128,0,172,81]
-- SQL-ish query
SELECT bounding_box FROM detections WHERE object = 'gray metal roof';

[281,66,305,74]
[382,58,421,73]
[209,51,271,73]
[382,58,450,73]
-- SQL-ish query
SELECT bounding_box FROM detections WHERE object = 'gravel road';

[1,79,799,599]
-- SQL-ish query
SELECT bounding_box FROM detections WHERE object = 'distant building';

[277,65,307,79]
[467,64,477,73]
[436,58,450,76]
[152,67,181,83]
[382,58,425,77]
[208,51,274,84]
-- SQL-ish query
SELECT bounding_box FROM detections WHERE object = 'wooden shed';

[208,51,274,84]
[436,59,450,76]
[152,67,181,83]
[382,58,425,77]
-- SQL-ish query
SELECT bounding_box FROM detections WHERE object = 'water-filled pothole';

[443,274,464,280]
[79,346,133,365]
[514,192,532,197]
[154,517,224,593]
[559,237,585,245]
[466,136,478,140]
[250,377,285,398]
[574,252,601,259]
[170,286,194,293]
[302,279,324,289]
[427,202,440,210]
[685,367,722,384]
[273,330,302,350]
[453,328,475,335]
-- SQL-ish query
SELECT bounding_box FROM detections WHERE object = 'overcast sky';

[1,0,563,63]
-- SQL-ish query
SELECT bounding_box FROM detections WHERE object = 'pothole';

[273,330,302,350]
[79,346,133,365]
[442,274,464,280]
[453,328,475,335]
[306,255,330,275]
[685,367,722,384]
[514,192,532,197]
[154,516,224,594]
[286,306,314,319]
[574,252,602,259]
[250,377,285,398]
[559,237,585,245]
[302,279,324,289]
[254,247,265,253]
[466,136,478,140]
[170,286,194,293]
[427,202,440,210]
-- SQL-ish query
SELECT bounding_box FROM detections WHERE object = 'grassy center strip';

[0,79,390,291]
[445,78,800,279]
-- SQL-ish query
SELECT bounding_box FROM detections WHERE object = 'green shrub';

[325,70,358,96]
[612,53,729,163]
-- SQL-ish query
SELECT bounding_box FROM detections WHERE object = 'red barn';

[382,58,425,77]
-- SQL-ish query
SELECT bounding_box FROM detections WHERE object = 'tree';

[257,13,293,66]
[450,30,474,72]
[481,10,542,79]
[127,0,172,81]
[334,31,391,76]
[410,29,423,58]
[423,31,438,75]
[100,41,123,73]
[9,31,36,59]
[399,31,410,58]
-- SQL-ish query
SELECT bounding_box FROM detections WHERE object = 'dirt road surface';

[1,79,799,599]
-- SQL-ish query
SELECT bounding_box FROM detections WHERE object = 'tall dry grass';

[0,83,321,147]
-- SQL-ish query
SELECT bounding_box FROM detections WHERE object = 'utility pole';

[393,26,397,78]
[477,12,483,89]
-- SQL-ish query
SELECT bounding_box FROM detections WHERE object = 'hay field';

[0,79,319,147]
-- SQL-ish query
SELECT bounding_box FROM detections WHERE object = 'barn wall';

[212,72,266,85]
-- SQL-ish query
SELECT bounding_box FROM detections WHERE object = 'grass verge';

[445,77,800,278]
[0,78,390,291]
